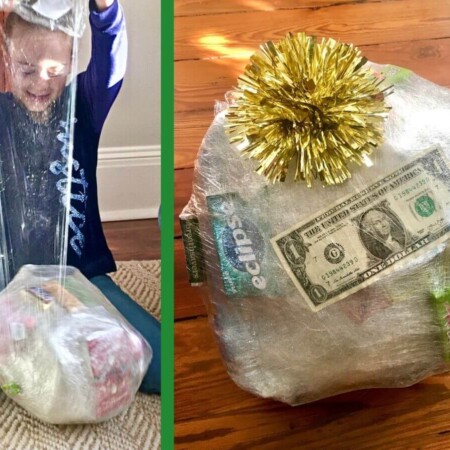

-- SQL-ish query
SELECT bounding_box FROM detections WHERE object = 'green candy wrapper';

[208,192,276,297]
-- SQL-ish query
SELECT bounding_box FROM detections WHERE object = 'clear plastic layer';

[181,64,450,405]
[0,1,85,288]
[0,0,86,37]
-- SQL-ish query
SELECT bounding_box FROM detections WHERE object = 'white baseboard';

[97,145,160,222]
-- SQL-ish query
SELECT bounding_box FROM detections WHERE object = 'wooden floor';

[175,0,450,448]
[103,219,160,261]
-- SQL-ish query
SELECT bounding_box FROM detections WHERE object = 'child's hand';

[94,0,114,12]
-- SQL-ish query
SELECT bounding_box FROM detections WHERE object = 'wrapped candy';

[181,34,450,405]
[0,265,151,424]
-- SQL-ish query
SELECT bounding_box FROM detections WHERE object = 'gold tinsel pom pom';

[225,33,391,187]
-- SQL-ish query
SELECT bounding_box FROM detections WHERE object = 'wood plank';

[175,316,263,423]
[175,316,450,449]
[175,57,246,113]
[103,219,160,261]
[175,109,215,169]
[175,238,207,320]
[175,167,194,237]
[175,37,450,114]
[175,0,450,61]
[175,0,385,17]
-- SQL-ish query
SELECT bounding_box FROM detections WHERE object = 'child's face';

[8,24,72,114]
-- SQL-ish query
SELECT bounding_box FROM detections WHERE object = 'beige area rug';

[0,260,161,450]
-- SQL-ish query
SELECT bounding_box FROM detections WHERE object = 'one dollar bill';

[271,147,450,311]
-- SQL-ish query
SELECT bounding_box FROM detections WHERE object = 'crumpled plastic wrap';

[0,0,86,37]
[0,265,152,424]
[181,64,450,405]
[0,1,85,288]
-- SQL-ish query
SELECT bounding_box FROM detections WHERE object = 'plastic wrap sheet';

[0,0,86,287]
[0,0,86,37]
[181,64,450,405]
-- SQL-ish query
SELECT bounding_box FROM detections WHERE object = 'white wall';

[78,0,161,221]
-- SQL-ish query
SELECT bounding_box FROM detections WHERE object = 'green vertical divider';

[161,0,174,448]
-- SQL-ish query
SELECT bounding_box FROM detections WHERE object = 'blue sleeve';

[77,0,127,133]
